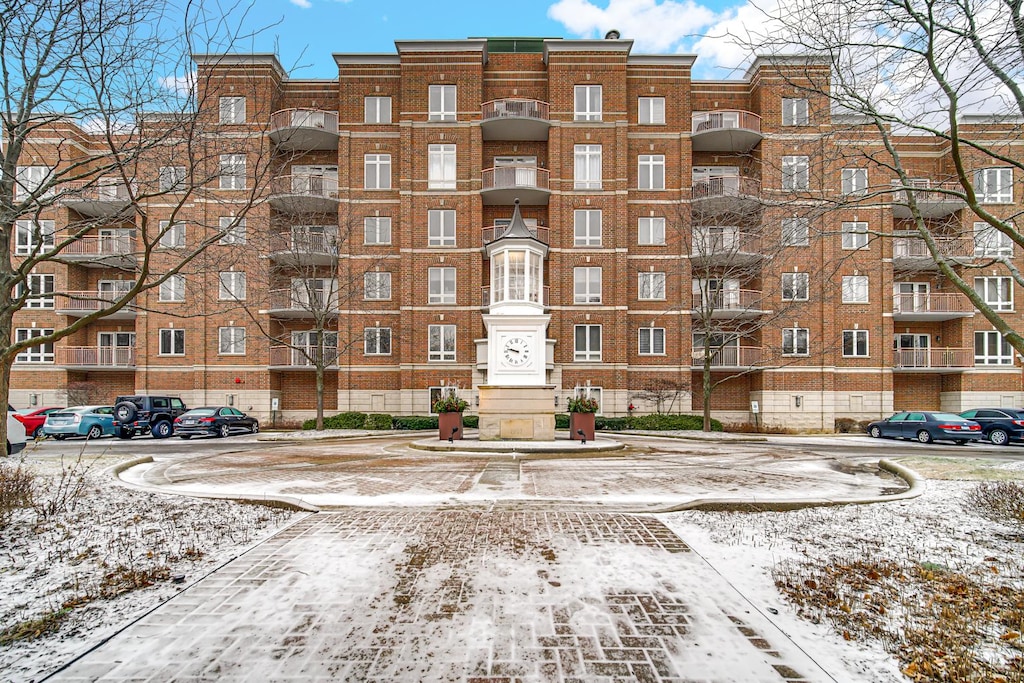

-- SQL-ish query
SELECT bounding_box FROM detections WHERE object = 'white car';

[7,406,27,455]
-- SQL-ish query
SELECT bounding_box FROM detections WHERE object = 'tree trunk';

[0,312,12,453]
[315,360,325,431]
[702,360,713,432]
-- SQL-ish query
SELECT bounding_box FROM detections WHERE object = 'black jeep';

[113,395,188,439]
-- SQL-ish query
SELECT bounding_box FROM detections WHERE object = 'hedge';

[304,412,721,432]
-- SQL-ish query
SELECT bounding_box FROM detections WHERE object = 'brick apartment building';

[9,35,1024,429]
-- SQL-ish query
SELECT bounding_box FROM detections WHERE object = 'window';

[219,327,246,355]
[219,154,246,190]
[974,222,1013,257]
[842,275,869,303]
[159,329,185,356]
[364,154,391,189]
[428,144,456,189]
[782,217,809,246]
[159,166,186,192]
[364,272,392,300]
[219,96,245,124]
[428,324,456,361]
[638,272,666,300]
[843,330,869,357]
[574,210,602,246]
[365,327,392,355]
[15,166,53,198]
[841,221,868,249]
[428,85,456,121]
[782,98,809,126]
[782,156,809,190]
[782,272,809,301]
[218,271,246,300]
[783,328,809,356]
[159,220,185,248]
[842,168,868,195]
[15,328,54,363]
[638,217,666,246]
[428,210,456,247]
[574,267,602,303]
[18,274,55,308]
[159,275,185,302]
[428,267,456,304]
[574,85,602,121]
[365,96,392,124]
[574,324,602,361]
[219,217,246,245]
[975,276,1013,311]
[638,155,665,190]
[975,168,1013,203]
[574,144,602,190]
[14,220,55,255]
[975,330,1014,365]
[639,97,665,124]
[639,327,666,355]
[364,217,392,245]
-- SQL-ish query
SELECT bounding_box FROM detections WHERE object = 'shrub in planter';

[364,413,394,430]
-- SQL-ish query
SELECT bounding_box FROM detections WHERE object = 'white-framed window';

[975,330,1014,365]
[638,216,666,246]
[782,328,809,356]
[159,275,185,302]
[841,275,869,303]
[975,168,1013,203]
[14,220,55,255]
[428,85,456,121]
[574,324,602,361]
[428,209,456,247]
[218,271,246,300]
[364,272,392,300]
[639,327,666,355]
[574,85,602,121]
[782,217,809,246]
[159,166,186,192]
[219,154,246,190]
[638,272,666,300]
[15,328,54,363]
[638,155,666,190]
[841,221,868,249]
[365,96,392,124]
[571,209,601,247]
[159,220,186,248]
[218,327,246,355]
[364,217,392,245]
[574,266,602,303]
[639,97,665,124]
[782,272,809,301]
[428,267,456,304]
[364,154,392,189]
[291,278,338,309]
[290,331,339,366]
[574,144,602,190]
[974,222,1013,257]
[428,144,456,190]
[843,330,869,357]
[364,327,392,355]
[219,96,246,124]
[782,97,809,126]
[975,276,1013,311]
[159,328,185,356]
[15,165,54,198]
[428,324,456,361]
[219,217,246,244]
[18,274,55,309]
[782,156,809,190]
[842,168,868,195]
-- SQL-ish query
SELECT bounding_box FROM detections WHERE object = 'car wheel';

[117,428,134,439]
[251,422,259,434]
[179,435,191,440]
[54,434,66,441]
[86,425,102,440]
[869,426,882,438]
[989,428,1010,446]
[917,430,933,444]
[29,426,41,439]
[151,421,172,439]
[218,424,230,438]
[114,402,138,423]
[954,439,967,446]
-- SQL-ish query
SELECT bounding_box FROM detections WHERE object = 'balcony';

[691,290,768,319]
[891,180,967,218]
[268,175,340,214]
[60,180,134,217]
[690,345,762,369]
[690,229,762,266]
[56,236,137,269]
[481,99,551,141]
[892,236,973,271]
[691,111,763,153]
[481,285,549,308]
[481,224,550,246]
[268,231,339,267]
[268,345,339,369]
[55,291,136,320]
[691,176,761,214]
[268,109,340,151]
[480,166,550,205]
[892,292,974,321]
[893,348,973,372]
[264,288,339,319]
[56,346,135,370]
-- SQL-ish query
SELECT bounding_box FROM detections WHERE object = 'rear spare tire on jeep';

[114,401,138,424]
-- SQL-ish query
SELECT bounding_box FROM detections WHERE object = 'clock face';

[502,336,532,367]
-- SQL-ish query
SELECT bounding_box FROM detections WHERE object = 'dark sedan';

[959,408,1024,446]
[867,411,983,444]
[173,407,259,439]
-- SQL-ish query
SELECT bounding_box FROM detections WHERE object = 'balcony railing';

[268,231,339,266]
[56,291,135,318]
[691,290,765,313]
[691,111,763,152]
[269,345,339,368]
[57,236,136,268]
[480,166,551,205]
[268,109,340,151]
[481,285,549,308]
[690,229,761,258]
[60,179,134,213]
[56,346,136,368]
[266,288,339,316]
[893,348,972,370]
[482,99,549,122]
[690,345,762,368]
[268,174,340,213]
[481,224,550,245]
[692,175,761,200]
[892,236,974,268]
[892,292,972,316]
[891,179,967,218]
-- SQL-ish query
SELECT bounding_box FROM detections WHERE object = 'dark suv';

[113,395,188,439]
[959,408,1024,446]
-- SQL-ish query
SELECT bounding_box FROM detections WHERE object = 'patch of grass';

[966,481,1024,528]
[896,457,1024,482]
[0,607,71,645]
[0,461,35,526]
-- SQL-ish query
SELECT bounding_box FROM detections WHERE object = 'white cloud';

[291,0,312,7]
[548,0,719,53]
[158,70,196,96]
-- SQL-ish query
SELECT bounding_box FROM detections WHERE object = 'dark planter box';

[438,412,464,440]
[570,412,595,442]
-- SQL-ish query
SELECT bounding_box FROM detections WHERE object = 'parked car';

[112,395,188,439]
[7,406,27,455]
[16,407,65,438]
[43,406,117,440]
[867,411,983,444]
[173,407,259,439]
[958,408,1024,446]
